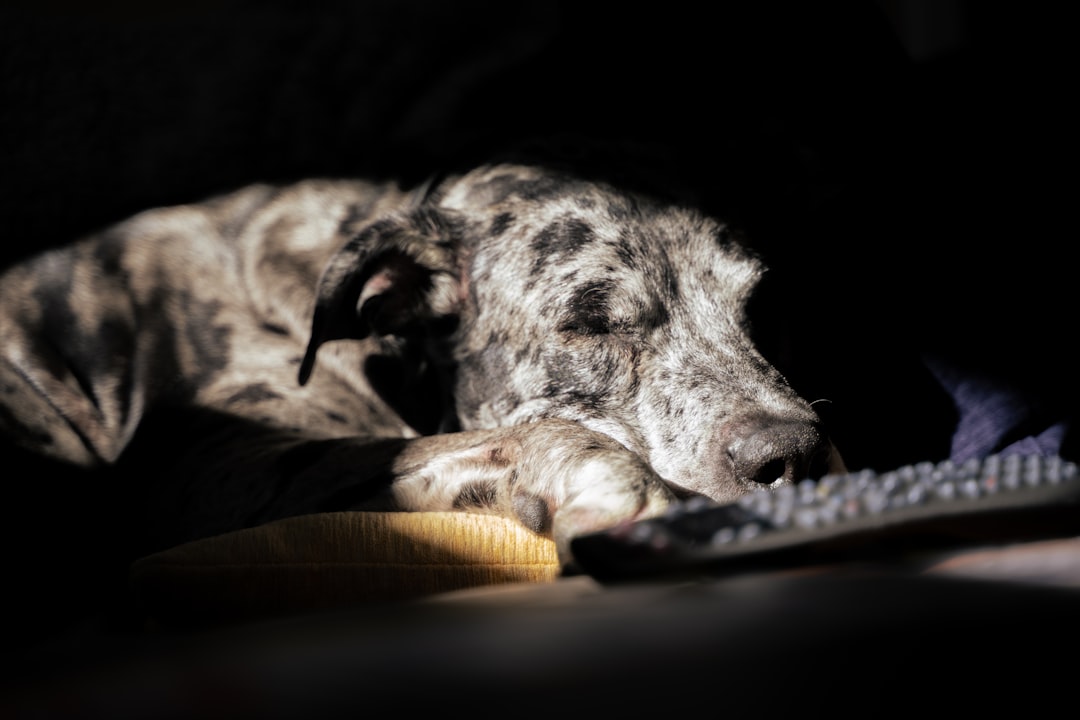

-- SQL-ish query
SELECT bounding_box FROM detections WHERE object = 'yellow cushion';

[130,511,560,628]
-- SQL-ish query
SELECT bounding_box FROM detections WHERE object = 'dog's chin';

[661,478,752,506]
[666,443,847,506]
[664,463,823,504]
[665,484,713,503]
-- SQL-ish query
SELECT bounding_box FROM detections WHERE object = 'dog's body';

[0,163,842,562]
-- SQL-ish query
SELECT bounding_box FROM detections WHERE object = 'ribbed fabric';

[130,511,560,628]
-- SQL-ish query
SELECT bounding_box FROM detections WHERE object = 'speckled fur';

[0,163,842,563]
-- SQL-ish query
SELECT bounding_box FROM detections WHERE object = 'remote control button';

[905,484,928,506]
[712,527,736,545]
[793,507,819,529]
[818,498,841,525]
[736,523,762,543]
[863,488,889,515]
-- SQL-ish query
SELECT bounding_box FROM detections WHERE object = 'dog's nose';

[725,417,832,486]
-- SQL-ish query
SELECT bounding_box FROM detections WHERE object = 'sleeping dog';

[0,163,844,563]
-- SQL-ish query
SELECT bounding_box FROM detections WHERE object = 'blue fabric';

[924,354,1071,463]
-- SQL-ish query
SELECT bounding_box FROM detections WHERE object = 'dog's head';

[304,163,843,503]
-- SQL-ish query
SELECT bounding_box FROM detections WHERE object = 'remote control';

[569,454,1080,583]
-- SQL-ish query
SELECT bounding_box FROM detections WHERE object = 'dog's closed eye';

[558,314,613,336]
[557,279,671,339]
[559,280,616,336]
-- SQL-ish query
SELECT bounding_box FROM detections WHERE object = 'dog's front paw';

[382,418,677,565]
[551,452,676,567]
[513,419,677,566]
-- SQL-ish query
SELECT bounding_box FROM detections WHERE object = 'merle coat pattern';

[0,163,843,563]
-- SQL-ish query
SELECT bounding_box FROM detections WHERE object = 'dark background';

[1,0,1076,646]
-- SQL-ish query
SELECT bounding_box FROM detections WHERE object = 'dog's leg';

[124,407,674,564]
[0,245,147,467]
[381,418,677,560]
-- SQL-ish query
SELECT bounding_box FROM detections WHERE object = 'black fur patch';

[260,322,290,336]
[453,480,498,509]
[539,354,612,413]
[560,280,614,335]
[92,231,129,279]
[489,212,515,237]
[173,292,232,391]
[471,173,519,204]
[485,445,514,466]
[529,217,595,276]
[337,200,378,238]
[470,172,572,206]
[512,491,551,534]
[224,383,284,406]
[614,231,644,270]
[28,259,139,420]
[503,174,566,202]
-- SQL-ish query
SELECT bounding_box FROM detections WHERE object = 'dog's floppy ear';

[298,211,461,386]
